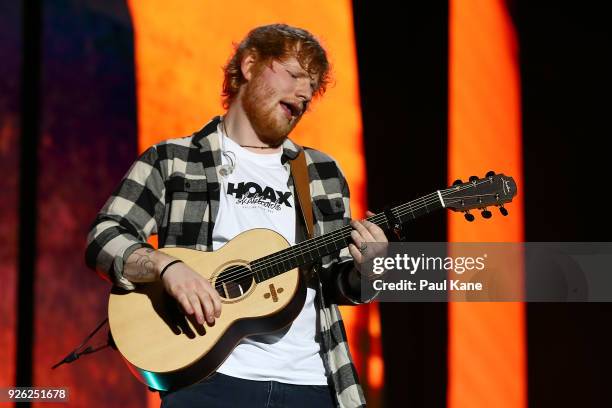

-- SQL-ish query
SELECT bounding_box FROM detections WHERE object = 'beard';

[242,73,302,147]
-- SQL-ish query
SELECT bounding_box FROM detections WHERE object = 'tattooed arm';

[123,247,175,282]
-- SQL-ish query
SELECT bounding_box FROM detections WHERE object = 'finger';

[178,293,193,315]
[352,220,375,242]
[198,278,222,318]
[189,294,205,325]
[362,219,388,242]
[363,210,389,242]
[196,290,215,324]
[205,284,223,318]
[350,230,365,249]
[200,291,216,324]
[351,230,375,259]
[348,243,363,264]
[361,219,380,235]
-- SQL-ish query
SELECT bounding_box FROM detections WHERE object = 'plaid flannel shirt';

[86,116,369,407]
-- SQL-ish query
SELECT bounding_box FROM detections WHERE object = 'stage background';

[1,0,611,407]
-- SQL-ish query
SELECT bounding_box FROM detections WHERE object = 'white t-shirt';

[213,128,327,385]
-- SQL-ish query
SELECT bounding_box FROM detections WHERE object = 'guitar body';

[108,228,305,391]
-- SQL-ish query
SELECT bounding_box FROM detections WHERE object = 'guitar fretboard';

[251,192,444,283]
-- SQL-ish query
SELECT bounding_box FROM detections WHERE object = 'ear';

[241,52,257,81]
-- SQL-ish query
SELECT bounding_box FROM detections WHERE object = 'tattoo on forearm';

[125,248,157,281]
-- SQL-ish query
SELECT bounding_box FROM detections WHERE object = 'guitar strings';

[212,178,503,287]
[213,188,501,288]
[212,179,501,287]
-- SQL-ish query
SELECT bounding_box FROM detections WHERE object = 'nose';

[295,79,313,106]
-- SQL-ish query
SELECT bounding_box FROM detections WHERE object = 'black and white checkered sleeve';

[319,162,377,305]
[85,146,166,290]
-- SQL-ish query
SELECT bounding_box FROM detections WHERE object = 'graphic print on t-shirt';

[226,181,292,212]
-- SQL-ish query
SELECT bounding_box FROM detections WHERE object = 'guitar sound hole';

[214,265,254,300]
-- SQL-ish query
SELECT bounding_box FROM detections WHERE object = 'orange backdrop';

[448,1,526,408]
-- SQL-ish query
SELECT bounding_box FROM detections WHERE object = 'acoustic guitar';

[108,172,517,390]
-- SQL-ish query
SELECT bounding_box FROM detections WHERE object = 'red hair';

[222,24,331,109]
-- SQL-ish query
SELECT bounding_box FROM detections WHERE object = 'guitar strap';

[290,149,314,240]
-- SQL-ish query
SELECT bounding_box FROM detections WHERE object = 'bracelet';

[159,260,183,280]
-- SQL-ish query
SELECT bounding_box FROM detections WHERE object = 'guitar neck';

[252,191,445,283]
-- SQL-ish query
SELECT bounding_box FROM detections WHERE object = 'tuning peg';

[486,170,496,178]
[481,208,492,219]
[469,176,478,182]
[453,179,463,186]
[498,205,508,216]
[464,211,475,222]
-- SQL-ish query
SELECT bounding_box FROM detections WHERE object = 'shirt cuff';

[111,241,154,291]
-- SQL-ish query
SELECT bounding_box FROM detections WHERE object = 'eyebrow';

[285,67,308,78]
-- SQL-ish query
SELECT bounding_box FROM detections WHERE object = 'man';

[86,24,387,407]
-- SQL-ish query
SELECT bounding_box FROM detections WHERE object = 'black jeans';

[160,373,336,408]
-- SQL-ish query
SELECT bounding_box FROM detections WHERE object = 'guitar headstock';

[444,171,517,221]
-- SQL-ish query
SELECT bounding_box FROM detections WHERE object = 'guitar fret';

[408,201,416,219]
[261,265,267,281]
[382,216,391,230]
[392,208,400,225]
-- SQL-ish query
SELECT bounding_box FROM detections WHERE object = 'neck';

[224,103,282,154]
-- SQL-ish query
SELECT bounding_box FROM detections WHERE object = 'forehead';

[277,56,304,69]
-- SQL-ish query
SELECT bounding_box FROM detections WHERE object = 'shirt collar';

[193,116,303,162]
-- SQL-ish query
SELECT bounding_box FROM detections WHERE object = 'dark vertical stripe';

[0,0,22,389]
[515,0,612,406]
[17,0,41,399]
[352,2,449,406]
[35,1,146,405]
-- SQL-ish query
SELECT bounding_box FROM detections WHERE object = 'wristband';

[159,260,183,280]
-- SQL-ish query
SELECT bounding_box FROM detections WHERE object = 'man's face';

[242,56,316,146]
